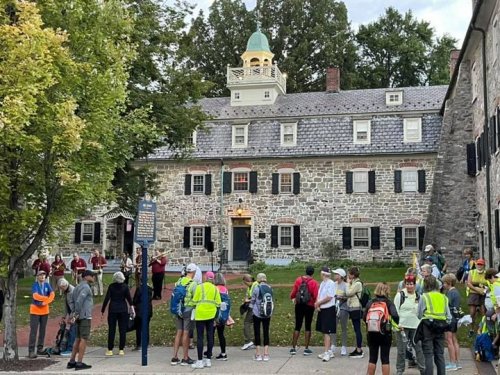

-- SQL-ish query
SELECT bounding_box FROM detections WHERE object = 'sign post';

[134,197,157,366]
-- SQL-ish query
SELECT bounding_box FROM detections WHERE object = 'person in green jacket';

[191,271,221,370]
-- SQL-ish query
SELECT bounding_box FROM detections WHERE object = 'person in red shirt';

[149,250,167,300]
[32,254,51,280]
[89,249,107,296]
[289,265,319,355]
[50,254,66,292]
[70,253,87,284]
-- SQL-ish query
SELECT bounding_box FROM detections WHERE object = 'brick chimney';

[326,67,340,93]
[449,49,460,78]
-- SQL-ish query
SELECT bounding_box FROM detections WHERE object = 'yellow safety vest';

[193,282,221,321]
[467,269,486,296]
[489,280,500,307]
[422,291,448,321]
[246,281,259,299]
[175,276,197,307]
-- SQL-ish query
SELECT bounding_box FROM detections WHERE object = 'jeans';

[244,309,254,343]
[67,323,77,352]
[396,329,425,374]
[421,322,445,375]
[29,314,48,352]
[196,319,214,360]
[253,315,270,346]
[107,311,128,350]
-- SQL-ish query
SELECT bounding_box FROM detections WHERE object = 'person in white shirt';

[314,266,337,362]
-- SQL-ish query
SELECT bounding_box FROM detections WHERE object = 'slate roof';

[149,85,447,160]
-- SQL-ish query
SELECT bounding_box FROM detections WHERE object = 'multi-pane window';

[82,223,94,242]
[404,227,418,249]
[404,118,422,142]
[353,227,369,248]
[234,92,240,100]
[187,130,197,146]
[233,172,249,191]
[281,122,297,146]
[192,175,205,194]
[402,170,418,192]
[386,91,403,105]
[279,226,292,246]
[280,173,292,193]
[353,171,368,192]
[264,91,270,99]
[353,120,371,144]
[232,125,248,147]
[192,227,204,247]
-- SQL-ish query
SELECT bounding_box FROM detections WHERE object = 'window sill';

[280,143,297,147]
[231,145,248,149]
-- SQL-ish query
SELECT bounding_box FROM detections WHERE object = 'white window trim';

[403,226,419,250]
[191,226,205,248]
[352,226,370,249]
[278,225,293,248]
[232,168,251,192]
[493,17,498,66]
[192,173,205,195]
[352,169,369,193]
[472,61,479,103]
[353,120,371,145]
[403,118,422,143]
[401,169,418,192]
[81,222,95,243]
[232,124,249,148]
[386,91,403,106]
[191,130,197,146]
[280,122,297,147]
[279,173,293,194]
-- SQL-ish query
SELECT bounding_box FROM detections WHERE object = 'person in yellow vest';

[417,275,451,375]
[191,271,221,370]
[466,258,487,336]
[241,274,259,350]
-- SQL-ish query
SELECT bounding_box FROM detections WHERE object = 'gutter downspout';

[471,23,493,267]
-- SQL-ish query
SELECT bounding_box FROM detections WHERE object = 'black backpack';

[399,290,420,308]
[295,277,311,305]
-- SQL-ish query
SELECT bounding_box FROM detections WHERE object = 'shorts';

[468,293,485,306]
[294,304,315,331]
[76,319,91,340]
[316,306,336,334]
[175,310,193,331]
[449,320,458,333]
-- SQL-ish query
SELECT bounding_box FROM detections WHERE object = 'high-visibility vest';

[489,280,500,307]
[422,291,448,321]
[467,269,486,296]
[246,281,259,299]
[193,282,221,320]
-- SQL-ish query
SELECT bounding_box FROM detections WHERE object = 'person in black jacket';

[364,282,399,375]
[101,272,133,356]
[132,280,153,351]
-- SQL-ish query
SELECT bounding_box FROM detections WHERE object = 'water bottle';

[220,302,227,311]
[401,331,408,343]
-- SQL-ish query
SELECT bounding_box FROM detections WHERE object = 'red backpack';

[366,300,390,334]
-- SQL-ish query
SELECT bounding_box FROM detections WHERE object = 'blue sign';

[134,199,157,245]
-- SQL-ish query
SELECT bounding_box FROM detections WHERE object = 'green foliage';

[321,241,341,262]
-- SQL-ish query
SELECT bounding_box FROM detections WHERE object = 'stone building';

[428,0,500,268]
[137,26,448,269]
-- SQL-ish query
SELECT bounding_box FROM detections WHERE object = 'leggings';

[331,309,348,347]
[108,311,128,350]
[196,319,214,360]
[253,315,270,346]
[215,324,226,354]
[367,332,392,365]
[350,309,363,348]
[152,272,164,299]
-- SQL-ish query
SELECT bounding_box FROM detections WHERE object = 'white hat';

[186,263,197,272]
[424,245,434,252]
[495,272,500,278]
[332,268,346,278]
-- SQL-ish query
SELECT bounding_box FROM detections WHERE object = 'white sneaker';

[254,355,263,361]
[318,352,325,359]
[203,359,211,368]
[322,352,331,362]
[330,345,337,354]
[191,360,204,369]
[341,346,347,356]
[241,341,254,350]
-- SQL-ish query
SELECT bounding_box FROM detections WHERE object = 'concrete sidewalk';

[0,346,491,374]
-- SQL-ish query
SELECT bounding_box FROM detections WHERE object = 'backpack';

[475,333,495,362]
[357,281,371,308]
[52,321,69,355]
[366,300,390,334]
[295,277,312,305]
[170,279,193,317]
[258,284,274,318]
[399,290,420,308]
[216,291,232,325]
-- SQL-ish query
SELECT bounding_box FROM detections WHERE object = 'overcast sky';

[193,0,472,47]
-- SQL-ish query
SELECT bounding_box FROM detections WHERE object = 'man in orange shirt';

[28,270,55,358]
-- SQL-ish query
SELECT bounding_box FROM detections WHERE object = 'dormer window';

[234,92,241,100]
[232,124,248,148]
[386,91,403,106]
[403,118,422,143]
[353,120,371,144]
[187,130,197,146]
[281,122,297,147]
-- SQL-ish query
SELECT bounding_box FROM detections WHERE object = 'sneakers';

[446,363,458,371]
[340,346,347,356]
[241,341,254,350]
[254,354,263,361]
[304,348,313,356]
[181,357,194,366]
[170,357,180,365]
[330,345,337,354]
[105,350,113,356]
[75,362,92,371]
[60,350,72,356]
[191,360,204,369]
[290,347,297,355]
[216,353,227,361]
[263,354,270,362]
[322,352,332,362]
[28,352,37,359]
[349,349,364,358]
[67,361,76,369]
[203,359,212,368]
[118,350,125,356]
[456,362,462,369]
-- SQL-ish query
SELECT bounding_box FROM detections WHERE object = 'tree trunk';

[3,271,19,361]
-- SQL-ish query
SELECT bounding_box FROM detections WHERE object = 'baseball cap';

[37,270,46,276]
[321,266,331,274]
[424,256,433,262]
[82,270,96,278]
[206,271,215,280]
[476,258,485,265]
[424,245,434,252]
[186,263,197,272]
[332,268,346,278]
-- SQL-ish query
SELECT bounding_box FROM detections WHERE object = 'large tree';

[0,0,134,360]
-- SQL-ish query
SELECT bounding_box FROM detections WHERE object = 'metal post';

[141,242,149,366]
[219,160,225,269]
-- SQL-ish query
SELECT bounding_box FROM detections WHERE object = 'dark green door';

[233,227,251,261]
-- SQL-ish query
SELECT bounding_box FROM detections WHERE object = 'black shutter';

[346,171,353,194]
[293,225,301,248]
[271,226,279,248]
[368,170,376,193]
[184,174,192,195]
[395,226,403,250]
[74,223,82,244]
[293,172,301,195]
[467,143,477,176]
[495,209,500,249]
[271,173,279,195]
[342,227,352,249]
[477,135,483,171]
[482,132,488,167]
[417,170,426,193]
[204,226,211,249]
[371,226,380,250]
[205,174,212,195]
[491,116,497,154]
[223,172,232,194]
[497,108,500,149]
[249,171,258,193]
[418,226,425,251]
[93,222,101,244]
[394,170,402,193]
[183,227,190,248]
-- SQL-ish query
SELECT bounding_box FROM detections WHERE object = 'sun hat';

[332,268,346,278]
